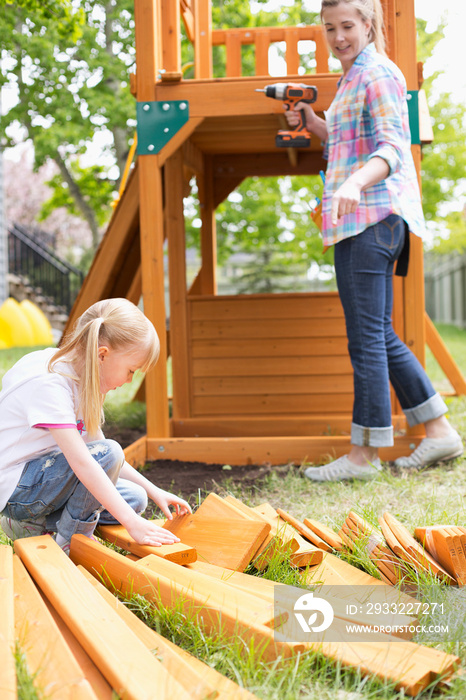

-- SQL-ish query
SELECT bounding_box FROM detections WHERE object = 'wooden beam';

[212,151,327,178]
[15,536,189,699]
[145,434,423,466]
[424,312,466,395]
[13,555,98,700]
[194,0,212,79]
[198,154,217,294]
[165,149,192,420]
[0,546,16,700]
[161,0,181,76]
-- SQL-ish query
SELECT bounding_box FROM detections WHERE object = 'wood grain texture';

[96,524,197,564]
[0,545,17,700]
[14,535,190,700]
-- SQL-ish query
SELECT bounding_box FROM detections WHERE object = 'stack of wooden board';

[339,510,409,585]
[69,531,462,696]
[5,537,260,699]
[379,512,456,585]
[192,493,323,569]
[414,525,466,586]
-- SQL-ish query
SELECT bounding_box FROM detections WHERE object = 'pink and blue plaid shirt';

[321,43,425,246]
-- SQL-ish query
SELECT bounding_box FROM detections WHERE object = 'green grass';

[2,329,466,698]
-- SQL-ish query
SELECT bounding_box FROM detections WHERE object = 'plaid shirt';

[321,44,425,246]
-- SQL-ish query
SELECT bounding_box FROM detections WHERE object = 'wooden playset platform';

[65,0,466,467]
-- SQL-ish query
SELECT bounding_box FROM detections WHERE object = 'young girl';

[0,298,190,551]
[285,0,463,480]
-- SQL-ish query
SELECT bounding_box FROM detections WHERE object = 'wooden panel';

[146,434,420,466]
[189,292,344,320]
[192,337,349,358]
[162,514,270,571]
[170,415,356,438]
[191,317,346,340]
[15,536,189,700]
[191,393,354,415]
[0,545,16,700]
[193,355,353,376]
[13,555,98,700]
[193,374,353,395]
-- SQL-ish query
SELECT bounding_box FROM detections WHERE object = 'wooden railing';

[159,0,329,82]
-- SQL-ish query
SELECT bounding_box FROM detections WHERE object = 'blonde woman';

[0,298,190,552]
[286,0,462,480]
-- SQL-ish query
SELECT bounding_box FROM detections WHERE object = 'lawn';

[2,326,466,699]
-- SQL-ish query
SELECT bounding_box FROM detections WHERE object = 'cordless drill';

[256,83,318,148]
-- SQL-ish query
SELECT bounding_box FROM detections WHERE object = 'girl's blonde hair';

[321,0,386,56]
[50,298,160,436]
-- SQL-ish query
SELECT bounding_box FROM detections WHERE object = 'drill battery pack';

[276,131,311,148]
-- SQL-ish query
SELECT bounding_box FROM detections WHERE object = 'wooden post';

[161,0,181,76]
[194,0,212,79]
[135,0,169,437]
[198,154,217,295]
[165,149,192,420]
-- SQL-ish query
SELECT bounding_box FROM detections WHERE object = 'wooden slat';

[255,30,270,75]
[162,514,270,571]
[191,337,350,359]
[96,524,197,563]
[276,508,334,552]
[70,534,304,661]
[15,535,190,700]
[424,312,466,395]
[191,392,354,415]
[41,594,114,700]
[188,293,344,321]
[191,317,346,340]
[194,0,212,79]
[284,28,300,74]
[0,545,16,700]
[13,555,98,700]
[161,0,181,75]
[226,31,242,77]
[170,414,355,438]
[192,355,353,377]
[78,566,220,700]
[146,434,420,466]
[193,374,354,396]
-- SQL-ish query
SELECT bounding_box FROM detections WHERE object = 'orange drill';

[256,82,318,148]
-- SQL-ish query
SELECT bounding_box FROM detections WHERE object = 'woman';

[286,0,462,481]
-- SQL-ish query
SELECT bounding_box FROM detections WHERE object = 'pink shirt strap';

[33,423,77,430]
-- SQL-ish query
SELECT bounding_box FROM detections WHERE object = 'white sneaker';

[394,431,463,469]
[0,515,51,541]
[304,455,382,482]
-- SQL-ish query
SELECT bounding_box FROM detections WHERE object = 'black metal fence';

[8,223,84,312]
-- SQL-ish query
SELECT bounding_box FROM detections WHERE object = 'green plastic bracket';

[136,100,189,155]
[407,90,420,145]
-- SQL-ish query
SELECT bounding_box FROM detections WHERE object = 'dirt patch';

[104,423,276,501]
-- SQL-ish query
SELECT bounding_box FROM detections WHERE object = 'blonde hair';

[321,0,386,56]
[50,298,160,436]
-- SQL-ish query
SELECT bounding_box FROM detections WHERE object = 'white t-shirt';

[0,348,90,512]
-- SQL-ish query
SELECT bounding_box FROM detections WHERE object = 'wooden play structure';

[65,0,466,467]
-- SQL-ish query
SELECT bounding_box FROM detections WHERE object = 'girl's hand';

[150,488,192,520]
[126,515,181,547]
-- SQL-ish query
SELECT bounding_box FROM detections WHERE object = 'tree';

[0,0,135,246]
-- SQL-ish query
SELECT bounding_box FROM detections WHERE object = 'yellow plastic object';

[0,298,35,347]
[0,315,13,347]
[20,299,54,346]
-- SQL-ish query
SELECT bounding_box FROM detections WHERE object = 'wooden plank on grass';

[70,534,304,662]
[13,554,98,700]
[0,545,17,700]
[276,508,334,552]
[96,524,197,564]
[303,517,344,551]
[162,514,270,571]
[14,535,190,700]
[78,566,219,700]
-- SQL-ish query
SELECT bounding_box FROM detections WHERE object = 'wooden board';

[78,566,219,700]
[382,513,456,584]
[0,545,17,700]
[96,524,197,564]
[13,554,98,700]
[69,533,304,662]
[276,508,333,552]
[14,535,190,700]
[303,517,344,551]
[415,525,466,586]
[162,513,270,571]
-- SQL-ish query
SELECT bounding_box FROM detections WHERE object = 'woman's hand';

[331,180,362,225]
[126,515,181,547]
[283,100,316,130]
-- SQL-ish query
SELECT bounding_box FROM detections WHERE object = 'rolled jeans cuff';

[351,423,394,447]
[57,506,100,542]
[403,393,448,428]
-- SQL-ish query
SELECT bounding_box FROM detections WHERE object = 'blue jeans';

[1,439,148,541]
[334,215,447,447]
